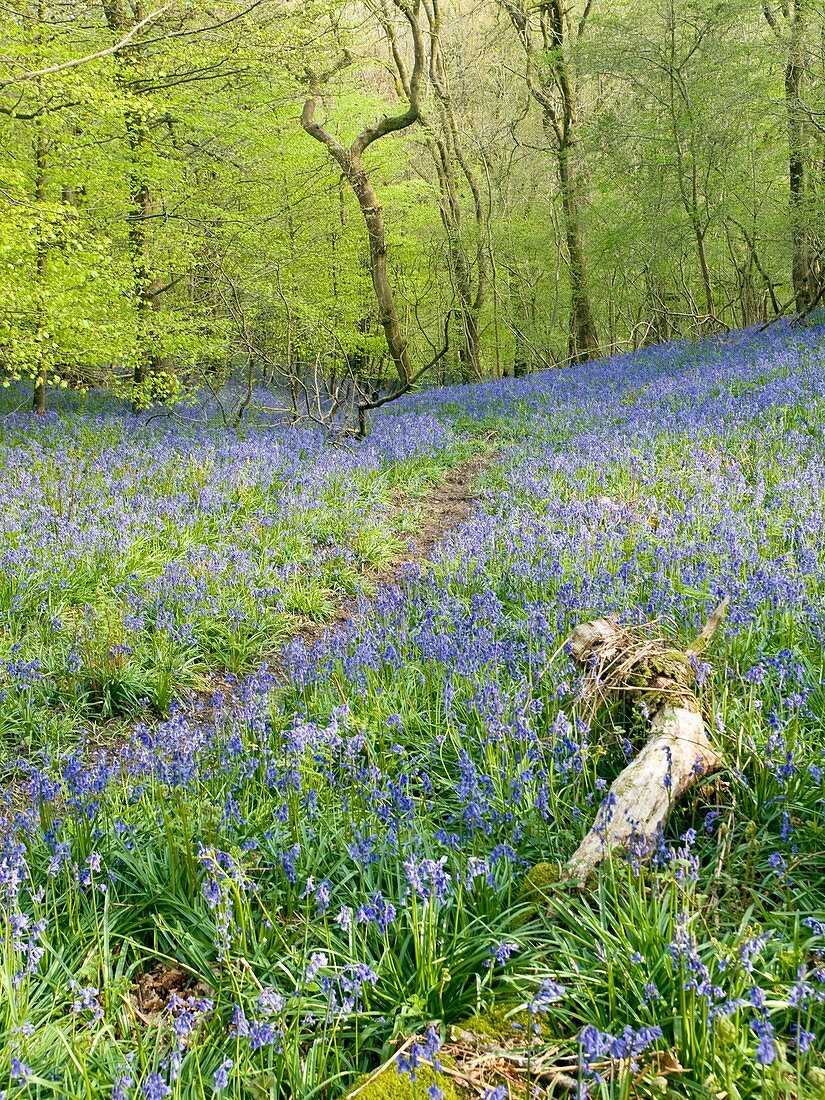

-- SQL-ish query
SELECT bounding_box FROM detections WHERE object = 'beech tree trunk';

[500,0,599,365]
[380,0,487,383]
[785,1,811,311]
[348,161,413,387]
[101,0,163,403]
[557,140,599,363]
[33,63,48,415]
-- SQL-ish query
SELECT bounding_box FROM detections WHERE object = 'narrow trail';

[3,446,497,800]
[288,448,494,657]
[74,447,498,1023]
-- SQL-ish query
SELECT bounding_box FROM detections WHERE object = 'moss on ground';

[516,860,562,923]
[456,1004,531,1043]
[347,1062,462,1100]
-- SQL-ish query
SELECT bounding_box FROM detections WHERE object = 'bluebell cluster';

[0,323,824,1096]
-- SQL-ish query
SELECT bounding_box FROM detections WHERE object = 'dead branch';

[560,599,729,885]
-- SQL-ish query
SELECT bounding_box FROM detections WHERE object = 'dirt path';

[1,446,496,812]
[290,449,494,655]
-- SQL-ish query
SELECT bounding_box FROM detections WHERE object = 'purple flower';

[141,1073,171,1100]
[529,978,565,1014]
[397,1025,442,1081]
[213,1059,233,1091]
[10,1058,32,1083]
[403,855,452,903]
[70,981,103,1022]
[488,942,519,966]
[751,1017,776,1066]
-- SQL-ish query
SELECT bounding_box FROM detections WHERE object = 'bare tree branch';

[0,3,173,87]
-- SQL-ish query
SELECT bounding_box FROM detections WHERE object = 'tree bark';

[300,6,428,392]
[558,602,728,886]
[100,0,163,403]
[500,0,599,364]
[565,703,721,885]
[348,160,413,387]
[764,0,818,312]
[32,48,48,415]
[557,138,599,363]
[785,0,811,311]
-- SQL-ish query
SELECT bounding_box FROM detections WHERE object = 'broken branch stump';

[561,601,728,886]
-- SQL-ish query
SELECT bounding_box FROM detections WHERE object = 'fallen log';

[560,600,729,886]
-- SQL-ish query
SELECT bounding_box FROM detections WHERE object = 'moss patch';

[519,860,561,905]
[347,1062,461,1100]
[455,1004,531,1043]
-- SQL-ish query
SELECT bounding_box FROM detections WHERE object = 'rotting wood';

[561,599,729,885]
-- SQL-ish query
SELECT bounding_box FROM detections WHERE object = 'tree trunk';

[101,1,162,404]
[694,219,715,322]
[559,601,729,886]
[565,703,721,885]
[348,159,413,387]
[785,1,811,311]
[33,80,48,415]
[382,0,487,383]
[557,140,599,363]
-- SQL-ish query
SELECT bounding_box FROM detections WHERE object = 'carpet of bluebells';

[0,398,463,760]
[1,323,825,1100]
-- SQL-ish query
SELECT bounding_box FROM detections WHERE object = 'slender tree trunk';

[33,66,48,415]
[382,0,487,382]
[557,139,599,363]
[694,219,715,320]
[126,144,164,398]
[101,2,162,402]
[499,0,599,365]
[348,158,413,387]
[785,0,811,311]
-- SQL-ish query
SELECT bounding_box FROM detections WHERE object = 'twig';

[686,597,730,656]
[345,1037,415,1099]
[0,4,174,87]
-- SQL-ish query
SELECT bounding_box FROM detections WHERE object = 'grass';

[1,322,824,1099]
[0,404,473,765]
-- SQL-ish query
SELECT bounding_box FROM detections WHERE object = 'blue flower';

[750,1018,776,1066]
[141,1073,171,1100]
[212,1058,233,1092]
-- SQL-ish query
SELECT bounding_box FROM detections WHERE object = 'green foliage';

[351,1064,463,1100]
[2,0,823,407]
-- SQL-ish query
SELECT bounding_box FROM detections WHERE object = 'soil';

[131,963,213,1022]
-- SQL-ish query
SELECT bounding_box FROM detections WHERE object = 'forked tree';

[300,1,452,432]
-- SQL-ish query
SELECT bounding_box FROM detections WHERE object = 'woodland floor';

[2,324,825,1100]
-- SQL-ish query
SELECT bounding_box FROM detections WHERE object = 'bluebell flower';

[212,1059,233,1092]
[750,1017,776,1066]
[529,978,565,1014]
[10,1058,31,1083]
[141,1073,171,1100]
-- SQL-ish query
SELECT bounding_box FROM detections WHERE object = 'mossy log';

[560,602,728,886]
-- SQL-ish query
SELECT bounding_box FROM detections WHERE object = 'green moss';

[456,1004,531,1043]
[519,860,561,905]
[348,1063,461,1100]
